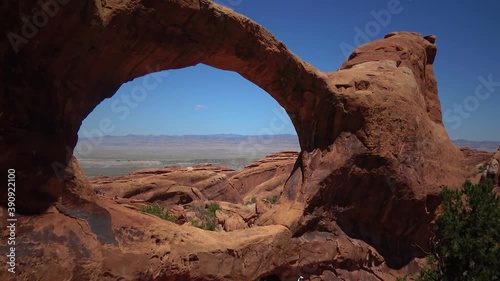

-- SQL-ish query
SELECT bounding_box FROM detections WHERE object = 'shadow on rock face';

[56,203,118,246]
[56,158,118,246]
[259,274,281,281]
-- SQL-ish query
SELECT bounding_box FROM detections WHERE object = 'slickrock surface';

[89,151,298,206]
[90,164,241,205]
[0,0,471,279]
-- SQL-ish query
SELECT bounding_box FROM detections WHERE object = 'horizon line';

[75,134,500,142]
[78,133,299,138]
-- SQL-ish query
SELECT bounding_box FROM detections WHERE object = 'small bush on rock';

[267,196,279,204]
[189,202,221,231]
[141,203,178,223]
[400,179,500,281]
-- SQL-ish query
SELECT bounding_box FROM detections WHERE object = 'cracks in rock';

[75,219,98,242]
[226,181,243,201]
[23,213,44,226]
[411,242,431,256]
[55,204,98,243]
[354,130,370,152]
[189,187,203,201]
[277,223,291,232]
[364,267,384,281]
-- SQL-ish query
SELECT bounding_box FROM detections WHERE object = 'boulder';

[223,215,247,232]
[217,201,256,222]
[215,207,250,232]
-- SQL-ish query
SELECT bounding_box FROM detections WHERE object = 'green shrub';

[188,202,221,231]
[267,195,279,204]
[141,203,165,218]
[206,202,221,217]
[192,218,218,231]
[163,212,178,223]
[412,179,500,281]
[141,203,178,223]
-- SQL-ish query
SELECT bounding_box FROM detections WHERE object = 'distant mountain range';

[77,134,499,152]
[77,134,301,147]
[75,134,301,177]
[452,139,500,152]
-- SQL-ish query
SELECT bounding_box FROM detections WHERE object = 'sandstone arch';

[1,0,468,277]
[1,0,341,214]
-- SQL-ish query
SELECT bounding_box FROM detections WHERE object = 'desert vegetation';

[246,197,257,205]
[187,202,222,231]
[142,202,223,231]
[141,203,178,223]
[267,196,280,204]
[399,179,500,281]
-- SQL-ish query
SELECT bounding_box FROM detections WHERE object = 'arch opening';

[76,64,300,177]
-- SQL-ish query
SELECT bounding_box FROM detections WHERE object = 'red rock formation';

[228,151,298,202]
[461,147,494,183]
[90,164,242,206]
[1,0,469,280]
[461,147,494,168]
[88,151,298,207]
[258,32,466,268]
[88,151,297,231]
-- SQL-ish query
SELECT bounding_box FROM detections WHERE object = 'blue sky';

[80,0,500,141]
